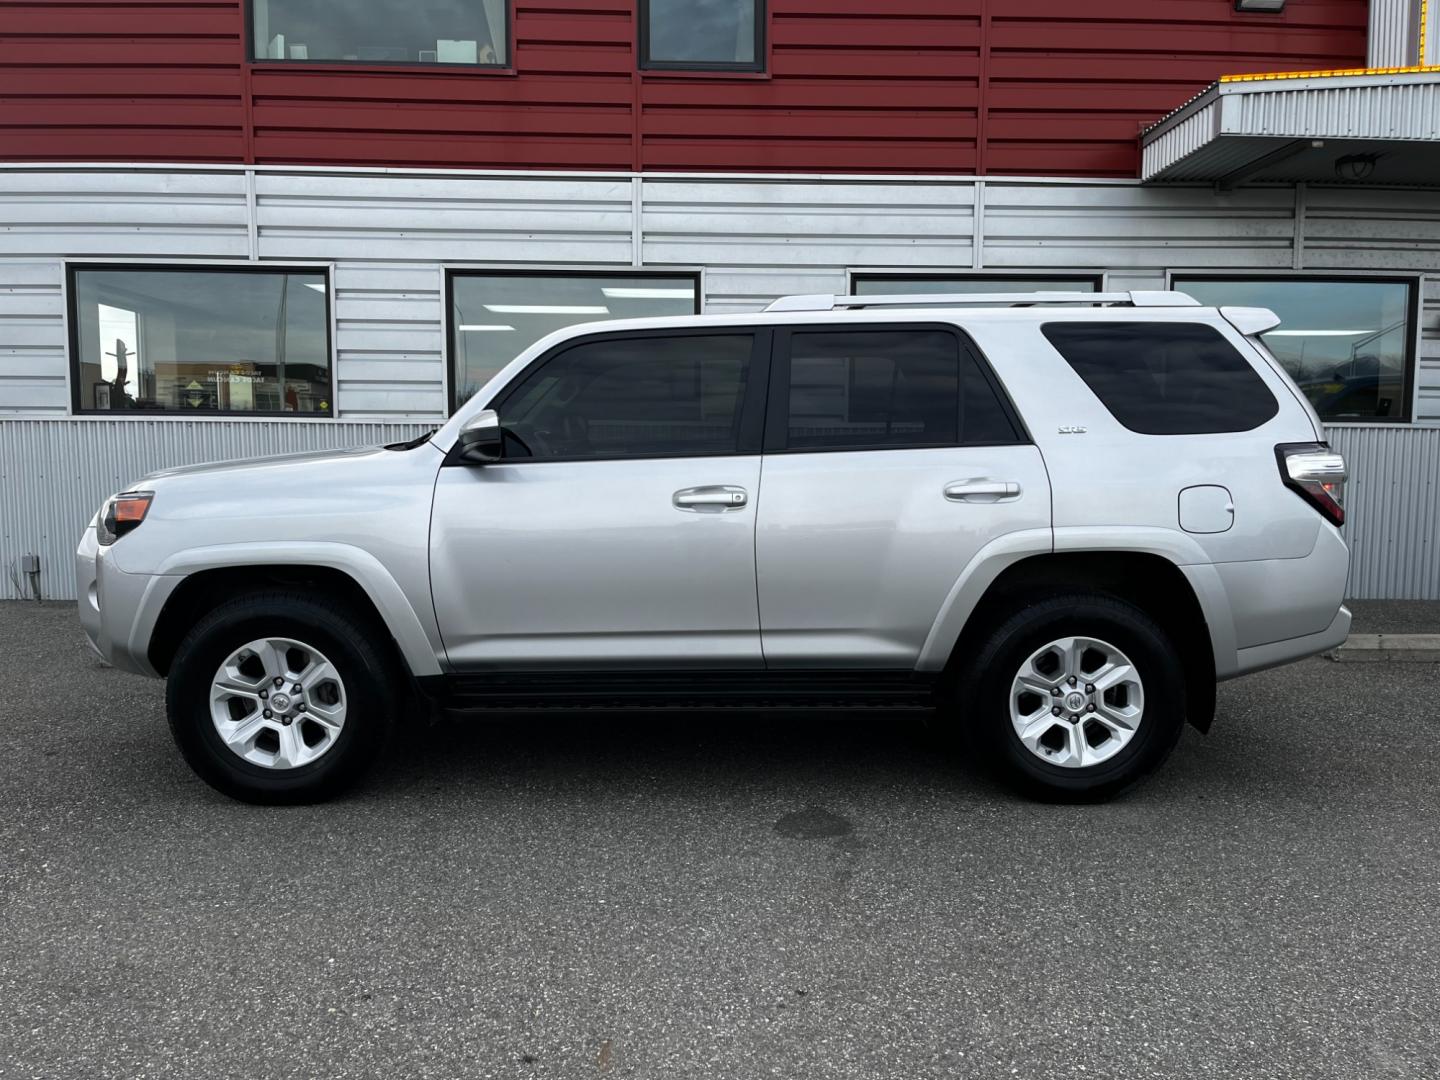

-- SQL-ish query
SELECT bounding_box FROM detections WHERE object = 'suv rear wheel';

[960,593,1187,801]
[165,590,399,804]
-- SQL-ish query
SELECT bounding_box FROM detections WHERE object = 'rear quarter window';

[1041,322,1279,435]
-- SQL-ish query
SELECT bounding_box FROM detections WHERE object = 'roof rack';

[763,290,1201,312]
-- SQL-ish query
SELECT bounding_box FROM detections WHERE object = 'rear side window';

[1042,322,1278,435]
[780,329,1022,451]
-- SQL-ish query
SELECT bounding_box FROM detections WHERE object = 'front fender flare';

[151,542,443,677]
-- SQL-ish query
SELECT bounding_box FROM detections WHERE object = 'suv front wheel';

[962,593,1187,801]
[165,590,399,804]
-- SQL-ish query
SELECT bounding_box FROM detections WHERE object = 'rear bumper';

[1228,604,1351,679]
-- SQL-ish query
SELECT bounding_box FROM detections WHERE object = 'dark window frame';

[850,271,1105,295]
[245,0,514,71]
[66,262,334,420]
[1041,319,1280,436]
[1170,272,1420,425]
[762,323,1029,455]
[445,325,772,466]
[446,268,703,413]
[638,0,767,73]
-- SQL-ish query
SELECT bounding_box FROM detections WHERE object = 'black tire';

[165,589,400,804]
[957,592,1187,802]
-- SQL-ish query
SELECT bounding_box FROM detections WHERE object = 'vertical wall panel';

[0,419,434,600]
[1327,425,1440,599]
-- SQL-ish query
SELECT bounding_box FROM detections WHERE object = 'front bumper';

[76,526,178,678]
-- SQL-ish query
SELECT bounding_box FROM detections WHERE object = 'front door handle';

[674,485,748,512]
[944,480,1021,502]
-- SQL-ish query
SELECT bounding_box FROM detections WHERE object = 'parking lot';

[2,601,1439,1080]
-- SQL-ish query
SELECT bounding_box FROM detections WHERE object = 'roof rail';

[763,290,1201,312]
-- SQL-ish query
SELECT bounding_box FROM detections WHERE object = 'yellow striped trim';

[1219,0,1436,83]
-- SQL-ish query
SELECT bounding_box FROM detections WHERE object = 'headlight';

[98,492,153,546]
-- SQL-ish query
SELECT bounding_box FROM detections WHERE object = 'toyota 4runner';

[77,289,1351,803]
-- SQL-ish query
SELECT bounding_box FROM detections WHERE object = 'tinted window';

[1174,276,1415,422]
[642,0,763,70]
[70,267,331,416]
[252,0,508,66]
[782,329,1019,451]
[449,272,699,411]
[1042,322,1278,435]
[500,334,754,460]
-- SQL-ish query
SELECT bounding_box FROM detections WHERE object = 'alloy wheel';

[1009,635,1144,768]
[208,637,347,769]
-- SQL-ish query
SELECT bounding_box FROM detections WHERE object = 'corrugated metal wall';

[0,419,433,602]
[1328,425,1440,599]
[1367,0,1420,66]
[0,0,1370,178]
[2,164,1439,598]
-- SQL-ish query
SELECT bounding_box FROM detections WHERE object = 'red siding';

[0,0,1368,177]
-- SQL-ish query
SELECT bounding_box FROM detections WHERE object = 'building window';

[448,271,701,412]
[852,273,1103,299]
[1173,276,1418,422]
[640,0,764,72]
[250,0,508,66]
[69,266,332,416]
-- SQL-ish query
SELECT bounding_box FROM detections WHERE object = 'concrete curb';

[1326,634,1440,663]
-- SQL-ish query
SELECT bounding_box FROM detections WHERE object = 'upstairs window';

[251,0,509,66]
[640,0,764,72]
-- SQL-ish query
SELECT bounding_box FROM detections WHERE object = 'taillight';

[1275,443,1346,527]
[98,491,153,545]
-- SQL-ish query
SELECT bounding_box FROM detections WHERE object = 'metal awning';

[1141,71,1440,186]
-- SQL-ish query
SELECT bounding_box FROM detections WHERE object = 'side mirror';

[455,409,503,465]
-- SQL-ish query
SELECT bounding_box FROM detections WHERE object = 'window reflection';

[1176,277,1414,422]
[252,0,507,65]
[449,273,699,411]
[71,268,331,415]
[644,0,761,68]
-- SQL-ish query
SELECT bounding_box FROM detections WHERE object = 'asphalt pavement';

[2,601,1439,1080]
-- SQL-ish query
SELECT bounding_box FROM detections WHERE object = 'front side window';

[641,0,764,71]
[1042,322,1278,436]
[852,274,1102,301]
[69,267,331,416]
[1173,276,1417,422]
[449,272,700,412]
[251,0,508,66]
[497,333,755,460]
[779,329,1021,452]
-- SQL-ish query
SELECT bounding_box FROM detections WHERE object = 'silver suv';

[77,290,1351,804]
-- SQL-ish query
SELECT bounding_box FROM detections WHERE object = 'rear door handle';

[674,485,748,512]
[944,480,1021,502]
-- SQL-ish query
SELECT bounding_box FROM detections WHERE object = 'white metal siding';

[1369,0,1421,67]
[1,165,1439,599]
[0,260,65,414]
[1328,424,1440,598]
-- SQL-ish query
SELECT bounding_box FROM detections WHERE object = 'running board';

[422,670,940,713]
